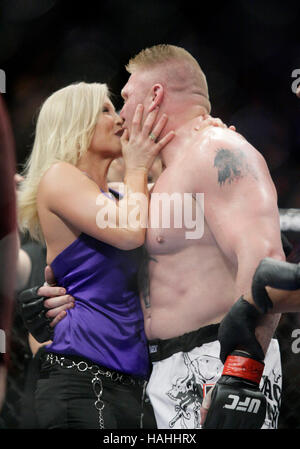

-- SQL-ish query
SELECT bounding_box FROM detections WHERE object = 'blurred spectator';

[0,95,17,413]
[0,232,47,429]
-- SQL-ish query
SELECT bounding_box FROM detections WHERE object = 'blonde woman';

[17,82,174,429]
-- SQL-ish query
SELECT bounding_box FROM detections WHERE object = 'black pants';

[34,355,157,429]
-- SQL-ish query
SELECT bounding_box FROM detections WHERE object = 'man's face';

[120,72,149,134]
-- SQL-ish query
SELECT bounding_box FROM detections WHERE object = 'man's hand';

[18,265,74,342]
[201,298,267,429]
[218,296,264,364]
[202,351,266,429]
[41,265,75,327]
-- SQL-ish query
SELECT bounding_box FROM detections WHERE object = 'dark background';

[1,0,300,429]
[1,0,300,208]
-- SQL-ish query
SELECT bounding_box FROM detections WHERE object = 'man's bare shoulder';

[190,127,268,177]
[187,126,274,192]
[191,127,257,160]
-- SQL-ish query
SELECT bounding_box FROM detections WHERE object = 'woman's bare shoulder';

[42,161,78,181]
[39,162,82,191]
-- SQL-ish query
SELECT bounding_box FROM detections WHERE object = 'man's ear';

[148,84,164,112]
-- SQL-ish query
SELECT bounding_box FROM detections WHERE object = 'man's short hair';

[126,44,211,113]
[126,44,198,72]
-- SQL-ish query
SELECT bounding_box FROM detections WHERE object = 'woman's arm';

[38,106,174,251]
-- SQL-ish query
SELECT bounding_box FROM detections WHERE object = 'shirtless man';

[19,45,285,429]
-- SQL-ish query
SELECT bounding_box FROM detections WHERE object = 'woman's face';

[89,97,123,157]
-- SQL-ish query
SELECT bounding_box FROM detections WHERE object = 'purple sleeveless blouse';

[45,233,149,378]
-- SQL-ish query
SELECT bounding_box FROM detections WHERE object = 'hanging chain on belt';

[46,353,107,429]
[45,353,148,429]
[92,374,105,429]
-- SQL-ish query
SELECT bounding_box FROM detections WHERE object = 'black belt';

[41,351,149,430]
[148,323,220,362]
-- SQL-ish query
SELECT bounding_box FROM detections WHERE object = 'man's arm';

[14,176,33,293]
[15,244,32,293]
[195,130,284,429]
[18,265,75,343]
[198,129,285,355]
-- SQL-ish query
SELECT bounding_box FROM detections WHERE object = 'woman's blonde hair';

[18,81,108,242]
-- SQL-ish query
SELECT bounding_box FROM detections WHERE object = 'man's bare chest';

[145,167,211,255]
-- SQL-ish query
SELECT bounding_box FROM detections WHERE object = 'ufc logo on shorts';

[223,394,261,413]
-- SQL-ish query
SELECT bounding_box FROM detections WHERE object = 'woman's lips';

[115,129,124,138]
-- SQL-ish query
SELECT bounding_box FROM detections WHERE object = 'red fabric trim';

[223,355,264,384]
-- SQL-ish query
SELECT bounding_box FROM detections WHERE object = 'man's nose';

[118,106,125,121]
[116,112,124,126]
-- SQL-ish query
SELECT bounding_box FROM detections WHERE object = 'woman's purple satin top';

[45,233,149,378]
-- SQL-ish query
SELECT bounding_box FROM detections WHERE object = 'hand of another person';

[198,114,236,132]
[42,265,75,327]
[121,104,175,171]
[18,265,74,342]
[252,257,300,314]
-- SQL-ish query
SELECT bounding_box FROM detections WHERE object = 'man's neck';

[161,112,207,167]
